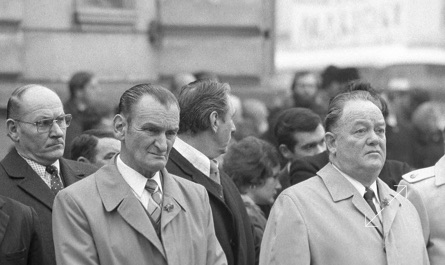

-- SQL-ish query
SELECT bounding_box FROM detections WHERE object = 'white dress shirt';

[173,137,214,179]
[116,154,162,210]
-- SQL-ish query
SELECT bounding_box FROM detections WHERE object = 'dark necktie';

[46,165,64,195]
[364,187,378,215]
[145,179,163,228]
[209,159,221,185]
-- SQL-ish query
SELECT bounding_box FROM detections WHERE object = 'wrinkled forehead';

[339,101,385,127]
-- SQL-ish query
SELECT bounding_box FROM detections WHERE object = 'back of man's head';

[177,79,231,135]
[273,107,322,151]
[70,129,116,163]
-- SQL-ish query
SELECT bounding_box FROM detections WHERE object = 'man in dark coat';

[0,84,97,265]
[0,195,44,265]
[166,79,256,265]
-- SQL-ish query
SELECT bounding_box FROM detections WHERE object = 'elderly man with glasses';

[0,84,98,265]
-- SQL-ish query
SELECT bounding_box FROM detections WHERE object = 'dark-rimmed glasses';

[13,114,72,133]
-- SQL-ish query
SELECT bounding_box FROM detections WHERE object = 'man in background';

[272,107,325,190]
[70,129,120,167]
[166,79,256,265]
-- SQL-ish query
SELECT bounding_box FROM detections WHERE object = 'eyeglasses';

[14,114,72,133]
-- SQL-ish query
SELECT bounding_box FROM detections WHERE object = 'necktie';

[145,179,163,227]
[46,165,64,195]
[364,187,378,215]
[209,159,221,185]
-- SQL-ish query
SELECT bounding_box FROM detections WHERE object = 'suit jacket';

[52,160,227,265]
[399,155,445,265]
[0,195,44,265]
[289,150,412,190]
[260,163,429,265]
[167,148,256,265]
[0,148,98,265]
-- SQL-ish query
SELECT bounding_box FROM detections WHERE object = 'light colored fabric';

[117,155,161,209]
[333,163,382,217]
[174,137,211,178]
[52,158,227,265]
[400,155,445,265]
[260,163,429,265]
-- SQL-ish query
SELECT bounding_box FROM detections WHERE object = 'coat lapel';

[59,158,91,186]
[0,197,9,246]
[1,149,54,210]
[160,169,186,229]
[96,160,166,258]
[377,179,401,238]
[318,164,383,233]
[169,148,225,203]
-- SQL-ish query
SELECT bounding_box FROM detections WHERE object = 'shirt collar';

[174,137,211,177]
[116,154,162,198]
[20,154,60,178]
[331,163,379,202]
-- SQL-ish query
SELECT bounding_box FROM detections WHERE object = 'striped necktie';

[46,165,64,195]
[145,179,163,227]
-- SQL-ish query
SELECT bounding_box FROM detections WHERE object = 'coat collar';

[96,156,187,258]
[317,163,403,235]
[1,149,54,210]
[434,156,445,186]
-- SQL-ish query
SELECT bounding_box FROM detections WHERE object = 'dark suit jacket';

[0,148,98,265]
[289,150,412,190]
[0,195,44,265]
[167,148,255,265]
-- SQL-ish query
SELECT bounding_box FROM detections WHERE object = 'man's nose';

[49,121,64,137]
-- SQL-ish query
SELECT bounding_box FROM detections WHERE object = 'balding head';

[6,84,67,165]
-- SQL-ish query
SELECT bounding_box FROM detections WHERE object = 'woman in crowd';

[223,136,282,263]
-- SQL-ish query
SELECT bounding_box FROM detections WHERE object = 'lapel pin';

[380,198,390,208]
[164,203,174,212]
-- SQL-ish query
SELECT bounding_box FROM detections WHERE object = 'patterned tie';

[209,159,221,185]
[145,179,163,227]
[364,187,378,215]
[46,165,64,195]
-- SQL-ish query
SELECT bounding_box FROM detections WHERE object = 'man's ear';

[6,119,20,142]
[113,114,127,141]
[278,144,294,161]
[209,111,219,133]
[77,156,92,164]
[325,132,337,155]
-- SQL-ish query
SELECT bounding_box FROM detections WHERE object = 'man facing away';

[260,84,429,265]
[166,79,256,265]
[0,84,97,265]
[52,83,226,265]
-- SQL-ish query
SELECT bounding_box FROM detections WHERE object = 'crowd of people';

[0,66,444,265]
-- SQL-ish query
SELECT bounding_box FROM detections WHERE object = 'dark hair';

[118,83,179,124]
[68,71,94,98]
[82,100,116,131]
[325,81,383,133]
[223,136,280,194]
[177,79,231,134]
[272,107,322,150]
[7,84,53,119]
[70,129,116,162]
